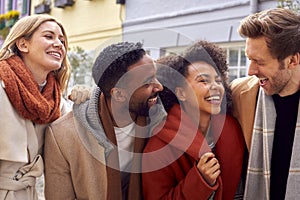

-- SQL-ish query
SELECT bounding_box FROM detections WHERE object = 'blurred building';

[1,0,280,80]
[0,0,124,51]
[122,0,277,81]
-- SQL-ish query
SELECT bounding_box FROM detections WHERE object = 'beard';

[129,102,150,117]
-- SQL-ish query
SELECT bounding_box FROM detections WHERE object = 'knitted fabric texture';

[0,55,61,124]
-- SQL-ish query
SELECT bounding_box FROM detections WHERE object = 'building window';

[146,42,249,82]
[221,44,248,82]
[8,0,13,10]
[21,0,28,15]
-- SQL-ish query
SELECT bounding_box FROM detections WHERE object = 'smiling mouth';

[259,78,269,86]
[148,96,158,107]
[47,51,61,59]
[205,95,222,105]
[148,96,158,103]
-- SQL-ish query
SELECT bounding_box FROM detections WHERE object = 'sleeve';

[44,126,76,200]
[214,115,246,200]
[142,139,219,200]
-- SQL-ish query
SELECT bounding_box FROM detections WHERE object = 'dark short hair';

[92,41,146,98]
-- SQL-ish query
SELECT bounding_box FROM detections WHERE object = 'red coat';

[142,104,245,200]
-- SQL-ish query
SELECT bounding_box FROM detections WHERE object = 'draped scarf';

[0,55,61,124]
[244,88,300,199]
[99,93,146,200]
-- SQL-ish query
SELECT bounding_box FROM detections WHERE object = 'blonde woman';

[0,14,71,199]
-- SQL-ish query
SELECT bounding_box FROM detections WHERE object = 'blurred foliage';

[0,10,20,40]
[277,0,300,11]
[68,46,95,87]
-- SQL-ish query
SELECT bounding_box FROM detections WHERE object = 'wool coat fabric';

[0,80,70,200]
[142,104,245,200]
[230,76,260,151]
[44,111,108,200]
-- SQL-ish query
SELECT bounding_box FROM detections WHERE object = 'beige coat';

[0,80,70,200]
[0,80,45,200]
[230,76,260,151]
[44,112,108,200]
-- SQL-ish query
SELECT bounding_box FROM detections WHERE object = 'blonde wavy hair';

[0,14,71,93]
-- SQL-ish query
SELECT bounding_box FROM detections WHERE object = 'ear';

[175,87,186,101]
[110,88,126,102]
[16,38,29,53]
[288,53,300,69]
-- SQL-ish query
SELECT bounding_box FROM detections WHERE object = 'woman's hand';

[68,85,92,104]
[197,152,220,186]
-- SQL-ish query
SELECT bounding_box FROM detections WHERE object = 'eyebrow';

[42,30,64,38]
[195,73,220,80]
[142,75,155,84]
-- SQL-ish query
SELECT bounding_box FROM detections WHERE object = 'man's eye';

[199,79,209,83]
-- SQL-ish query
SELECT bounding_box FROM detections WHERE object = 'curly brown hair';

[157,40,232,114]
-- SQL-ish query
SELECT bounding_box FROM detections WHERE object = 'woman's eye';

[216,79,222,84]
[60,39,65,45]
[45,35,53,39]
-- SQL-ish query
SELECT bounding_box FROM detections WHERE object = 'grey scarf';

[244,88,300,199]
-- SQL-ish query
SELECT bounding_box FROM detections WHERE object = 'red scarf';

[0,55,61,124]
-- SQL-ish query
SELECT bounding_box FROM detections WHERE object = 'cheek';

[62,46,67,57]
[220,87,225,97]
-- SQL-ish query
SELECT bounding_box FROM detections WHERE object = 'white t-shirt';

[114,122,135,172]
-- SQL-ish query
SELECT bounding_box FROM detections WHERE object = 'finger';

[68,89,76,101]
[199,152,215,165]
[211,168,221,179]
[75,92,83,104]
[206,158,219,168]
[80,90,89,103]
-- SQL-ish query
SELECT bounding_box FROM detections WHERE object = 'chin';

[211,108,221,115]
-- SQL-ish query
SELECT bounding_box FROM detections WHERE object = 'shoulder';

[224,114,240,125]
[50,111,75,129]
[47,111,80,141]
[230,76,259,93]
[213,114,242,135]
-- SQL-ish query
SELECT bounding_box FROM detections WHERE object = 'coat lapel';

[99,94,145,200]
[231,76,259,151]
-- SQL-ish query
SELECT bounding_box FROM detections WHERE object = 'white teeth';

[48,52,61,58]
[206,96,220,101]
[259,78,268,84]
[148,96,157,103]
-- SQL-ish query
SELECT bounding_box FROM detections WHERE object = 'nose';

[210,81,220,90]
[248,62,259,76]
[53,39,63,49]
[152,78,163,92]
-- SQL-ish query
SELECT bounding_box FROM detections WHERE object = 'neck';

[107,98,135,128]
[183,103,211,135]
[198,114,211,135]
[23,58,48,84]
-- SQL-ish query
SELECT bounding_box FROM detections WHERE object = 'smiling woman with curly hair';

[142,40,246,200]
